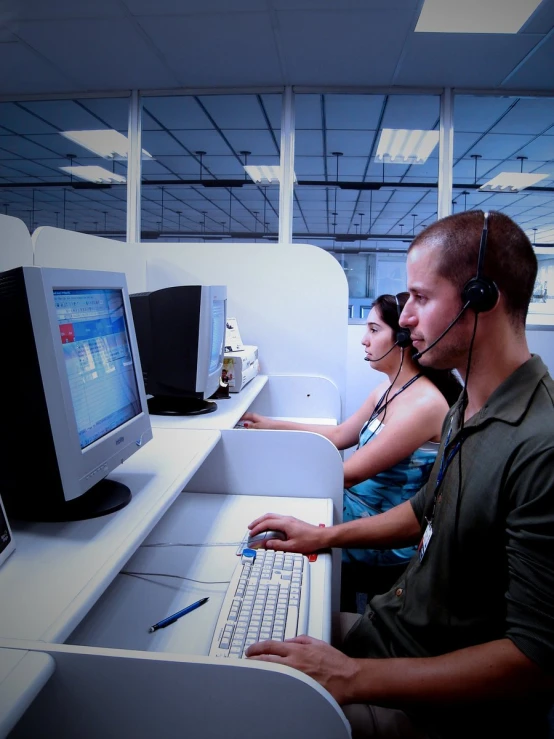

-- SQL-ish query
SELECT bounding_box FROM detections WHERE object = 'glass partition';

[293,93,440,321]
[140,93,282,242]
[453,94,554,325]
[0,97,130,239]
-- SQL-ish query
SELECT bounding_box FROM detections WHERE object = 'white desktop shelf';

[0,428,219,644]
[149,374,268,430]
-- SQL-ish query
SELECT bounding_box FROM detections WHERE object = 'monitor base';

[11,479,132,523]
[147,396,218,416]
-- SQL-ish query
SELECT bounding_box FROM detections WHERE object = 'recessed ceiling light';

[244,165,297,184]
[60,166,127,184]
[479,172,548,192]
[375,129,439,164]
[415,0,543,33]
[60,130,152,160]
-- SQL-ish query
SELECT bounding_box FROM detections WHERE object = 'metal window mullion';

[126,90,142,243]
[437,88,454,220]
[278,86,295,244]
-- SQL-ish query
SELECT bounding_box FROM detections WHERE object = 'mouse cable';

[139,541,243,548]
[121,570,231,586]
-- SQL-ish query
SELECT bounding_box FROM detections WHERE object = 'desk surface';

[67,493,334,655]
[0,648,54,739]
[149,375,268,430]
[0,428,219,644]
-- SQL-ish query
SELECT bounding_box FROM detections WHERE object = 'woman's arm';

[343,387,447,488]
[241,383,386,450]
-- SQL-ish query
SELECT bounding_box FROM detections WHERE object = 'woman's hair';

[372,292,462,407]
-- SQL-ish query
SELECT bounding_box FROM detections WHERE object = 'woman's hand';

[240,412,274,429]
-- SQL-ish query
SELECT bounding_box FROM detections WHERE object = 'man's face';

[400,241,472,371]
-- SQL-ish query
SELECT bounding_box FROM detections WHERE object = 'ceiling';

[1,0,553,93]
[0,0,552,250]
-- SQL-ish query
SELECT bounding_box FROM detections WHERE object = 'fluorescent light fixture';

[375,129,439,164]
[415,0,543,33]
[244,165,297,184]
[60,130,152,160]
[60,166,127,184]
[479,172,549,192]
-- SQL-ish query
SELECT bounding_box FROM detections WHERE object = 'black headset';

[460,211,499,313]
[394,294,412,348]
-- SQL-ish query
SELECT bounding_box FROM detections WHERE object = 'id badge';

[418,520,433,562]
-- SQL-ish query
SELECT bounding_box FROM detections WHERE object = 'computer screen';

[0,266,153,522]
[56,288,142,449]
[130,285,227,416]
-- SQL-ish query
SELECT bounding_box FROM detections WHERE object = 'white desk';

[1,426,348,739]
[0,428,219,643]
[0,649,54,739]
[66,493,333,653]
[149,374,268,430]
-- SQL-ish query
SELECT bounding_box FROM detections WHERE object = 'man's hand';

[246,636,360,704]
[248,513,329,554]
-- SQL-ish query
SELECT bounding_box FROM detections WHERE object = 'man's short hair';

[408,210,537,326]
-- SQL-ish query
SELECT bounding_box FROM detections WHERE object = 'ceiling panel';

[142,97,214,130]
[276,10,413,86]
[123,0,266,13]
[136,15,284,87]
[12,19,180,89]
[395,33,540,87]
[490,98,554,134]
[0,42,76,94]
[501,35,554,90]
[9,0,127,19]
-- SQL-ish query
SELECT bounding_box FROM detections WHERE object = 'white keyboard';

[209,548,310,658]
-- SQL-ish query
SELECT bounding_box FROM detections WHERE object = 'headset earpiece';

[394,294,412,348]
[461,277,498,313]
[461,212,499,314]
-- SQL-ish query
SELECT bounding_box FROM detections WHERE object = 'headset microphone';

[364,341,399,362]
[412,302,470,361]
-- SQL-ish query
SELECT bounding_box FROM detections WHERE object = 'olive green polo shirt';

[346,355,554,672]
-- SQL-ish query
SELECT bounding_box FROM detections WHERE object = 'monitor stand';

[147,396,218,416]
[12,479,132,523]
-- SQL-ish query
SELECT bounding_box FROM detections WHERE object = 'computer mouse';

[246,529,287,549]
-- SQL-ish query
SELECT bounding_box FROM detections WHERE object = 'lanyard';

[429,423,462,523]
[360,373,422,440]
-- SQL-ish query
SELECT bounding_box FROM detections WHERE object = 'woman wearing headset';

[241,292,461,610]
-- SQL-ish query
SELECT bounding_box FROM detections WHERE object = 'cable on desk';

[121,570,231,586]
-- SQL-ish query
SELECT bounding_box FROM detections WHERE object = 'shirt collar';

[457,354,550,430]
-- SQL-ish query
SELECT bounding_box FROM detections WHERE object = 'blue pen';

[148,597,209,633]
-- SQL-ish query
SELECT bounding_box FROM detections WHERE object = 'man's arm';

[247,637,554,707]
[248,499,422,555]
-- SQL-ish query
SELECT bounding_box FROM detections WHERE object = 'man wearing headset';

[246,210,554,738]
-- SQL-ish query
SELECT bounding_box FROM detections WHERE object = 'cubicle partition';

[0,217,351,738]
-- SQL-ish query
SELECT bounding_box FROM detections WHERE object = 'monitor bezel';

[26,267,152,503]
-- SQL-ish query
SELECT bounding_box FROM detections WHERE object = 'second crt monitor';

[130,285,227,416]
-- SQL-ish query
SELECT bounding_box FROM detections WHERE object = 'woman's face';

[361,306,396,366]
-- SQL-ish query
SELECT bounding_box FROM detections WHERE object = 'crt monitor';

[0,266,153,522]
[130,285,227,416]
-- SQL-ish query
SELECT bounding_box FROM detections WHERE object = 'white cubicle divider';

[29,230,349,415]
[184,427,344,611]
[185,429,343,514]
[32,226,148,294]
[0,214,33,271]
[143,241,348,409]
[5,640,351,739]
[249,374,341,421]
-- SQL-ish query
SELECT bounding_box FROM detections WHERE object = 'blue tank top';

[343,417,439,567]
